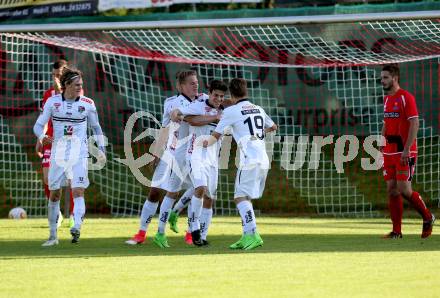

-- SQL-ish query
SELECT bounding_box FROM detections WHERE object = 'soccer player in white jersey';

[203,78,277,250]
[33,69,106,246]
[126,70,208,248]
[170,79,228,246]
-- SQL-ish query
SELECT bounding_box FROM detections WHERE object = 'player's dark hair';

[382,64,400,79]
[177,69,197,85]
[60,68,82,89]
[208,80,228,93]
[53,59,67,70]
[229,78,248,98]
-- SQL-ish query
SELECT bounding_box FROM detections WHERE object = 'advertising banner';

[0,0,97,20]
[98,0,262,11]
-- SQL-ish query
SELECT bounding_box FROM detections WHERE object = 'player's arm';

[33,100,53,146]
[265,123,277,133]
[88,108,106,154]
[35,122,49,158]
[263,112,278,134]
[203,110,234,148]
[149,126,170,159]
[401,93,419,164]
[202,132,221,148]
[401,117,419,164]
[170,108,183,122]
[379,121,386,152]
[170,104,220,126]
[185,114,220,127]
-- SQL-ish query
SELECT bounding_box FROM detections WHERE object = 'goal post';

[1,11,439,217]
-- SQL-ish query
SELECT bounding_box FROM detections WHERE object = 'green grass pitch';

[0,217,439,297]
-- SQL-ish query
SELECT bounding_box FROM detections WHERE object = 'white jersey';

[179,98,221,167]
[35,94,101,160]
[162,93,209,160]
[215,99,274,168]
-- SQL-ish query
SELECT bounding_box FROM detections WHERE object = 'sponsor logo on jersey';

[80,97,93,104]
[384,112,400,118]
[64,125,73,136]
[241,108,261,115]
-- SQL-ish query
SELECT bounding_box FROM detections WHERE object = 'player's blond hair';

[176,69,197,85]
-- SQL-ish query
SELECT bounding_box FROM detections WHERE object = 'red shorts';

[383,153,417,181]
[42,146,51,168]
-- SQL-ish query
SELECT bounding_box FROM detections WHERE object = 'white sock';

[200,208,213,240]
[189,196,203,232]
[139,200,159,231]
[172,188,193,214]
[157,196,175,234]
[73,197,86,230]
[48,200,60,239]
[237,200,257,235]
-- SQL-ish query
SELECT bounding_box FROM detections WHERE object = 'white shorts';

[234,164,268,199]
[48,157,89,190]
[189,161,218,199]
[151,156,190,193]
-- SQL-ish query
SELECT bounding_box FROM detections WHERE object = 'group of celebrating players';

[33,61,434,250]
[34,63,277,250]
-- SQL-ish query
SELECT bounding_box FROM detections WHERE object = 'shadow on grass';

[1,233,439,259]
[215,219,426,229]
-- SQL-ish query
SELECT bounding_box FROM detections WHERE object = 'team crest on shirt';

[54,103,61,112]
[78,106,85,113]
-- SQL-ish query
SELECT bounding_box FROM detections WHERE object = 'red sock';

[69,190,74,215]
[44,184,50,200]
[406,191,431,221]
[388,194,403,234]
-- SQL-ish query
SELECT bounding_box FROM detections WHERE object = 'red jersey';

[383,88,418,155]
[42,87,56,138]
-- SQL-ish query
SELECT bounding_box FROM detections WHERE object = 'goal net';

[1,13,439,217]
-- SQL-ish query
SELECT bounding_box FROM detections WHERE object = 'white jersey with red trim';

[215,99,275,168]
[162,93,209,159]
[179,98,222,167]
[35,94,100,159]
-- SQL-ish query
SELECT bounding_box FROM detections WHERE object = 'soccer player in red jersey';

[35,60,74,224]
[380,64,435,239]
